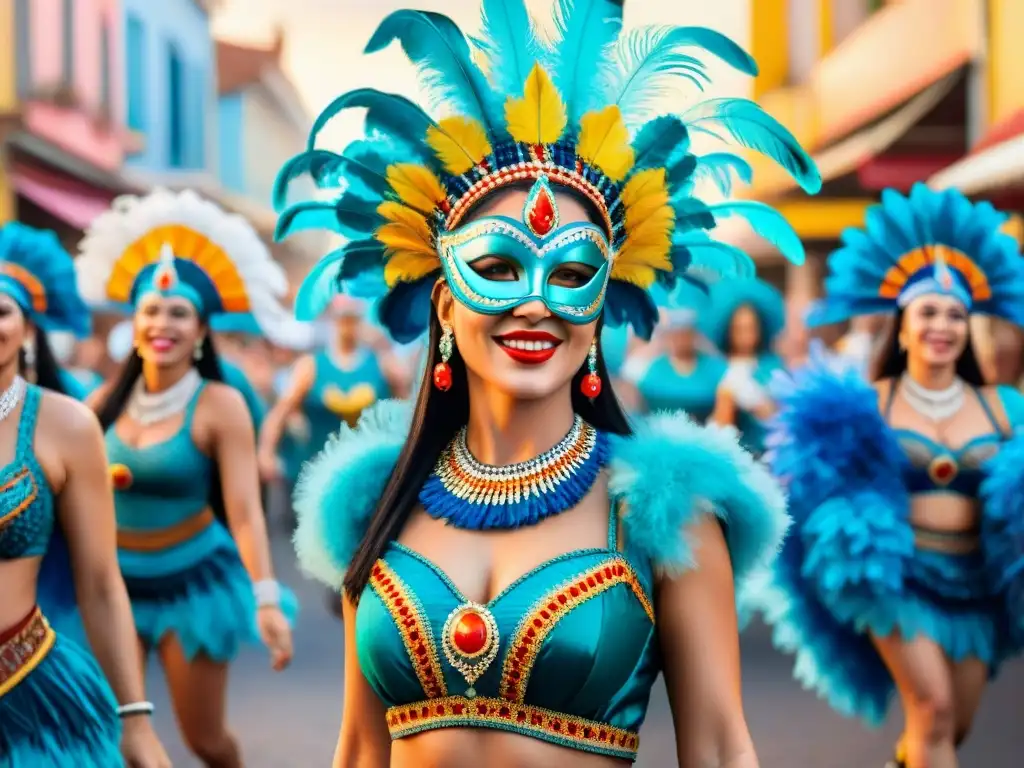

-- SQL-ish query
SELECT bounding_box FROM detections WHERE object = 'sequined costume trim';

[386,695,639,759]
[0,606,56,697]
[0,469,38,530]
[499,557,654,703]
[370,560,448,698]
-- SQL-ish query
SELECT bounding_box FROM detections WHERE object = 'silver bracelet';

[254,579,281,608]
[117,701,154,718]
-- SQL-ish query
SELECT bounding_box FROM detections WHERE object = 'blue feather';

[709,201,806,265]
[666,153,697,189]
[672,197,716,233]
[684,98,821,194]
[604,281,658,339]
[473,0,543,100]
[336,240,387,281]
[692,152,753,196]
[292,239,388,321]
[599,25,756,127]
[365,10,504,136]
[273,148,388,214]
[276,195,382,243]
[377,277,436,343]
[549,0,625,123]
[672,231,756,281]
[630,115,689,170]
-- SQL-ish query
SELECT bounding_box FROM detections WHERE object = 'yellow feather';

[610,262,657,288]
[577,106,635,183]
[377,202,432,246]
[376,223,436,257]
[614,168,673,285]
[505,63,568,146]
[425,117,492,176]
[384,250,441,287]
[386,164,446,214]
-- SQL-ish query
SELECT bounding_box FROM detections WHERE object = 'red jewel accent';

[433,362,452,391]
[452,610,488,655]
[527,185,557,237]
[580,373,602,398]
[931,458,956,482]
[156,270,173,291]
[109,464,133,491]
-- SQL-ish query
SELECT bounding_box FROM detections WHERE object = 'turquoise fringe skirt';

[0,610,122,768]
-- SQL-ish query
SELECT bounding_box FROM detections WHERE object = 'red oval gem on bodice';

[452,610,488,655]
[933,460,955,480]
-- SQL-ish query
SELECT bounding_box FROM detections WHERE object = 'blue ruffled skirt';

[0,616,122,767]
[121,523,297,663]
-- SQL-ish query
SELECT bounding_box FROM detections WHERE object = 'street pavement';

[149,517,1024,767]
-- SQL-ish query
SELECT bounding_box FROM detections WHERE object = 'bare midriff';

[0,557,42,632]
[390,729,633,768]
[909,495,980,554]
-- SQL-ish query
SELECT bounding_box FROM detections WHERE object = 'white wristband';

[117,701,154,718]
[254,579,281,608]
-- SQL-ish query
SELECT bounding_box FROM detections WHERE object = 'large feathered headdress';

[0,223,91,338]
[76,188,311,348]
[808,183,1024,327]
[275,0,821,341]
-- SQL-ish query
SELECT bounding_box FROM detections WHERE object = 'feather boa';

[292,401,788,594]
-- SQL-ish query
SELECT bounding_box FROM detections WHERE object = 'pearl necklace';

[419,415,609,530]
[126,369,202,425]
[0,376,26,423]
[900,373,964,422]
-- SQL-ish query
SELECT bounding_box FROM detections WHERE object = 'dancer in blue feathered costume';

[756,183,1024,768]
[623,279,726,421]
[273,0,817,764]
[703,277,786,454]
[0,222,171,766]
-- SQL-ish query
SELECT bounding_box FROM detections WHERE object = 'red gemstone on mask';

[433,362,452,391]
[581,373,602,399]
[452,610,488,655]
[527,186,556,236]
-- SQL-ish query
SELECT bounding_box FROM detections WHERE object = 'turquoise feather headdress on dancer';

[702,277,785,352]
[807,182,1024,327]
[0,223,91,338]
[274,0,821,342]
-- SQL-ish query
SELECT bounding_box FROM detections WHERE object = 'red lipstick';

[493,330,562,365]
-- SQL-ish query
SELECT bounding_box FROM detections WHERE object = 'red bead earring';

[433,324,454,391]
[580,338,602,399]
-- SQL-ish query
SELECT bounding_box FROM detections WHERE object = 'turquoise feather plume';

[693,152,753,196]
[548,0,625,123]
[599,25,757,127]
[672,231,756,282]
[366,10,505,136]
[631,115,689,170]
[709,201,805,265]
[473,0,543,99]
[673,197,716,233]
[684,98,821,193]
[337,240,387,281]
[274,148,389,213]
[275,196,382,242]
[294,240,387,321]
[666,153,698,189]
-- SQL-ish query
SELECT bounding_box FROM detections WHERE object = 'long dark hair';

[875,307,986,386]
[342,310,632,600]
[96,334,229,522]
[21,326,67,395]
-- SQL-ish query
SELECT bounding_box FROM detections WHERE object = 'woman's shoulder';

[36,386,100,436]
[609,413,788,587]
[293,399,411,589]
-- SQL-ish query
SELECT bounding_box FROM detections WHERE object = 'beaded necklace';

[419,414,609,530]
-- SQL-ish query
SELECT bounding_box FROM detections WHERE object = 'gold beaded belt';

[386,696,640,759]
[117,508,214,552]
[0,606,56,697]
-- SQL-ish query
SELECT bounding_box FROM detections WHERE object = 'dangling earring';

[21,340,35,367]
[193,338,203,361]
[580,338,602,399]
[433,324,454,391]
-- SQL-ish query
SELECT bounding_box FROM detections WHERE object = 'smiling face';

[0,293,30,370]
[134,295,204,367]
[901,293,969,368]
[435,187,600,401]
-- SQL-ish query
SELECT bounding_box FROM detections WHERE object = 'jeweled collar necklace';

[419,415,610,530]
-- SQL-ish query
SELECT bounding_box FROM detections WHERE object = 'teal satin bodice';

[355,511,657,760]
[637,353,726,422]
[0,386,54,560]
[304,349,390,451]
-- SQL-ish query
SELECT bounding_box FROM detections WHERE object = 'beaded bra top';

[354,502,656,761]
[0,386,56,560]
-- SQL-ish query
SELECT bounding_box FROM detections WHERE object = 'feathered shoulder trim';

[609,413,789,586]
[292,399,411,589]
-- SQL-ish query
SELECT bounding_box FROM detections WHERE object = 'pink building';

[5,0,138,240]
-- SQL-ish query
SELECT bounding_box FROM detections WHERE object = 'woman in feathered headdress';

[757,183,1024,768]
[0,222,170,766]
[278,0,817,764]
[704,277,786,454]
[76,187,296,766]
[621,279,726,421]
